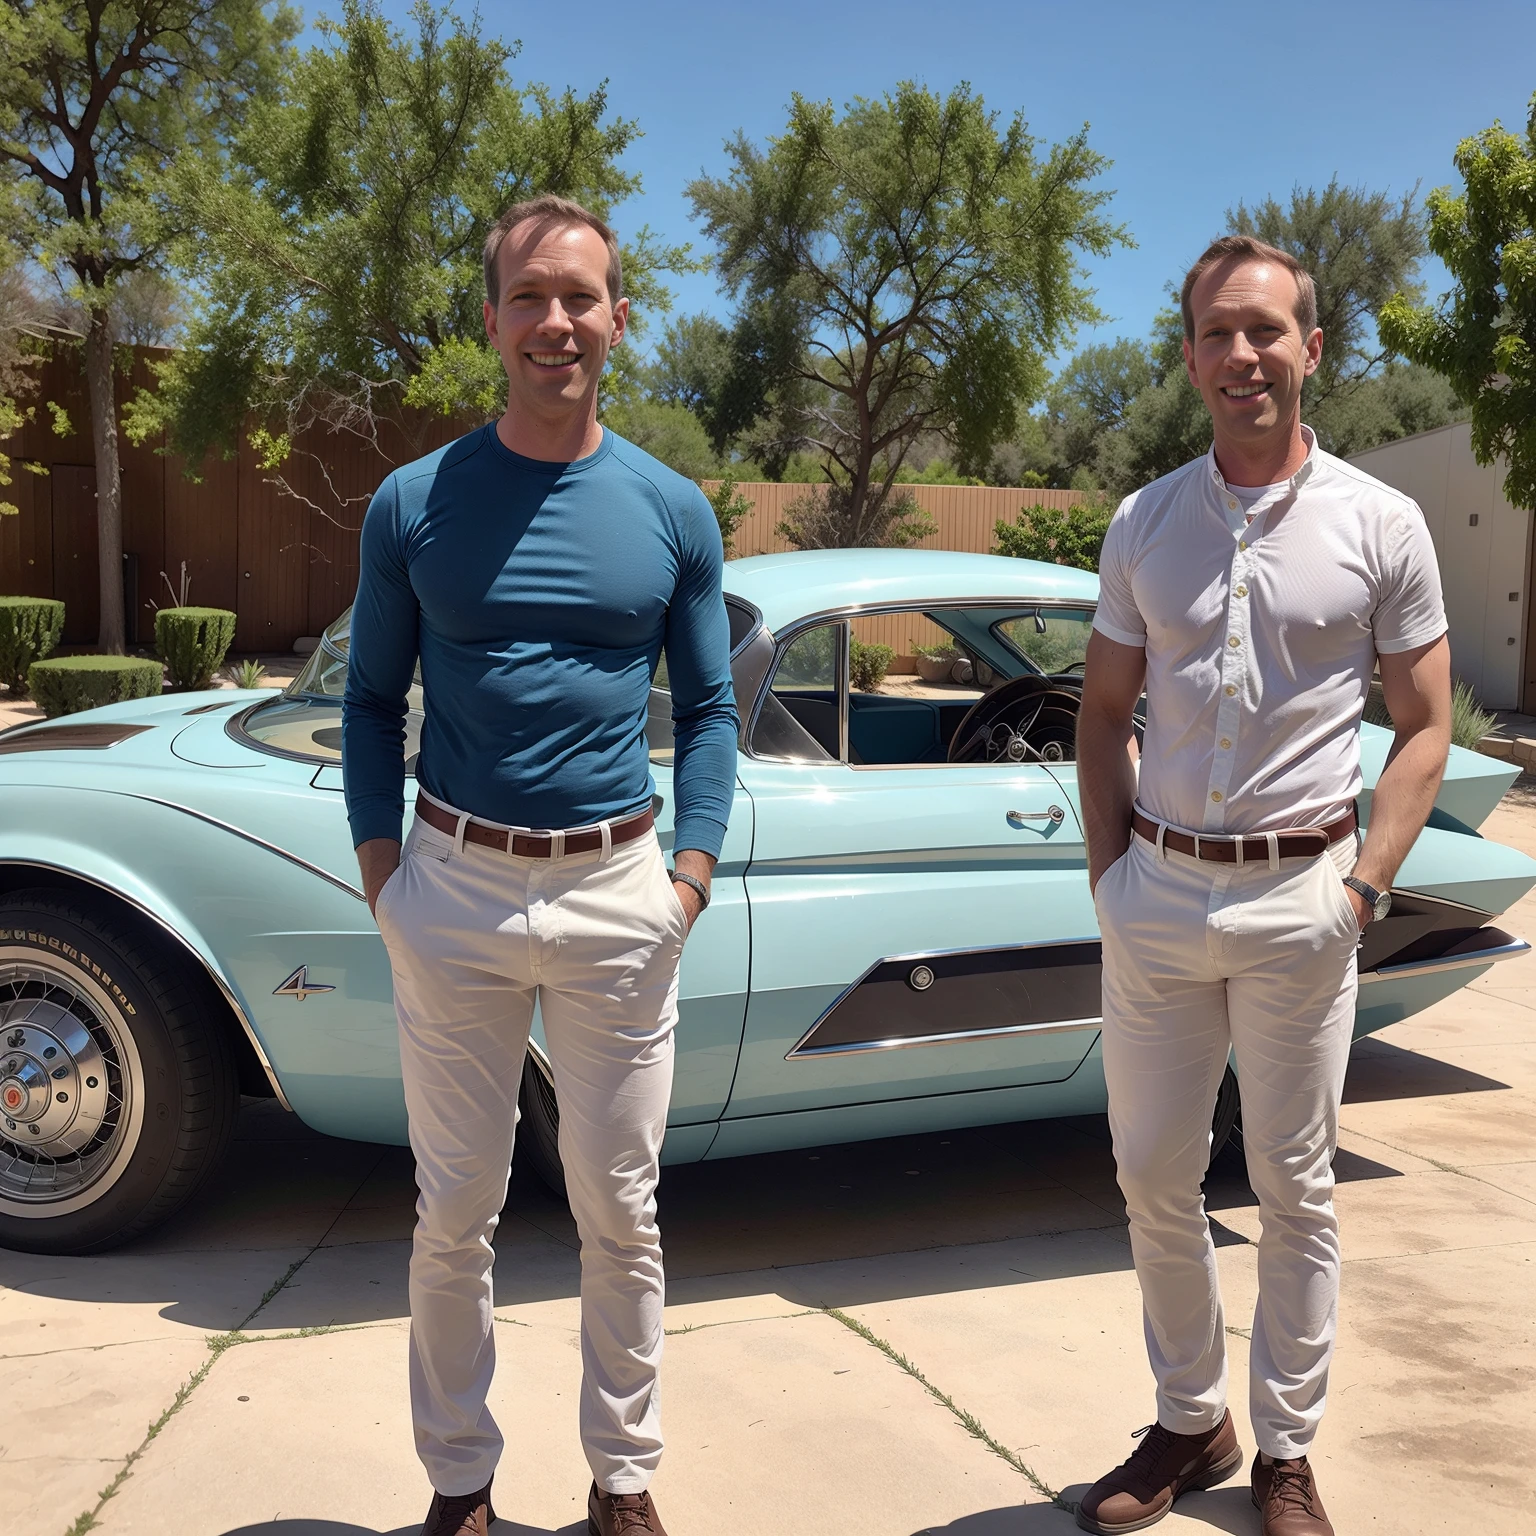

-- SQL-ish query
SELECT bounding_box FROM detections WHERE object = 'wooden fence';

[0,346,1081,656]
[0,347,463,651]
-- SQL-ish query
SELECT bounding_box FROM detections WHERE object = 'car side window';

[750,624,840,761]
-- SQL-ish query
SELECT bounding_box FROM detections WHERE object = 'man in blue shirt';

[343,195,737,1536]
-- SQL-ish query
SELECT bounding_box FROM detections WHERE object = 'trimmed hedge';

[28,655,164,718]
[0,597,66,696]
[156,606,237,690]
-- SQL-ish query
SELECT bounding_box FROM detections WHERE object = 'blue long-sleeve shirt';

[341,425,739,858]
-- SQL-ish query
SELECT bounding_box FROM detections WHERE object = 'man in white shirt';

[1074,235,1451,1536]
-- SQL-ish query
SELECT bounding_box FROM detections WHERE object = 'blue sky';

[316,0,1534,361]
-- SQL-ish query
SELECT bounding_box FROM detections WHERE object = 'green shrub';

[1364,677,1498,753]
[704,474,755,556]
[910,637,959,660]
[1452,681,1498,752]
[28,655,163,718]
[994,497,1114,571]
[850,639,894,693]
[228,657,269,690]
[156,607,237,689]
[0,597,65,696]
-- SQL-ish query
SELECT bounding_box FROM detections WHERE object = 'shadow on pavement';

[1342,1037,1508,1102]
[910,1505,1074,1533]
[218,1524,585,1536]
[1047,1482,1256,1535]
[1,1036,1443,1332]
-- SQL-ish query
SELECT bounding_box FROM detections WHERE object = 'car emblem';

[273,966,336,1002]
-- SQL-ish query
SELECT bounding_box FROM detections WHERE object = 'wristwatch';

[1342,876,1391,924]
[670,869,710,911]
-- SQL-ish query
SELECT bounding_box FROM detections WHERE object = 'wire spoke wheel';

[0,955,145,1215]
[0,891,237,1253]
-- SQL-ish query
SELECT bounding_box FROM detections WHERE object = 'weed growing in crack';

[823,1305,1069,1509]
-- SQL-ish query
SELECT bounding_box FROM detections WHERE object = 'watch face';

[1373,890,1392,920]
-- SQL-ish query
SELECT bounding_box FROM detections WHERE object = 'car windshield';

[234,607,679,768]
[991,608,1095,675]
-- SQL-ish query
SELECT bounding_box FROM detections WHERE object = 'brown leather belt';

[414,793,654,858]
[1131,807,1357,863]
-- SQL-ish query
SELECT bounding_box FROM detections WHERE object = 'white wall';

[1349,422,1529,710]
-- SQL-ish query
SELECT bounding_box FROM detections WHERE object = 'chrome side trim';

[836,620,851,763]
[1384,890,1496,919]
[1360,935,1530,984]
[0,858,293,1110]
[786,935,1101,1060]
[120,793,366,900]
[789,1015,1102,1059]
[774,595,1098,634]
[525,1036,555,1084]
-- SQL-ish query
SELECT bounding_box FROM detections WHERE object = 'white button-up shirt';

[1092,429,1447,835]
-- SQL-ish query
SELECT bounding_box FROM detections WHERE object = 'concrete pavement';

[6,797,1536,1535]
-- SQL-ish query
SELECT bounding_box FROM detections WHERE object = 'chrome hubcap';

[0,957,139,1211]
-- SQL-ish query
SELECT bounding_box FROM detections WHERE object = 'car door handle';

[1008,806,1065,825]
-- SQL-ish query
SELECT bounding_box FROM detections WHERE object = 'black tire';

[0,889,239,1254]
[1209,1064,1242,1166]
[518,1054,566,1200]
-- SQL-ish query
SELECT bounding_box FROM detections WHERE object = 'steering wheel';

[947,675,1082,765]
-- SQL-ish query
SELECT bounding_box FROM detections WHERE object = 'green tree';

[1088,181,1457,494]
[128,0,679,523]
[0,261,67,517]
[1093,309,1211,496]
[1033,335,1153,486]
[1380,93,1536,510]
[600,397,720,481]
[687,82,1124,546]
[649,312,733,417]
[1232,180,1428,405]
[1307,361,1464,459]
[0,0,297,651]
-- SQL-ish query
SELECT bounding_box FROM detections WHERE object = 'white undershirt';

[1225,480,1289,523]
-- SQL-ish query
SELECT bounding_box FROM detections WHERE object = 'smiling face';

[1183,257,1322,475]
[483,219,628,453]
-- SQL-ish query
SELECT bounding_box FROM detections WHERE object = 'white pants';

[374,805,687,1497]
[1094,822,1360,1459]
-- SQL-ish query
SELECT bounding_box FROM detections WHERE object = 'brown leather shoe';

[587,1481,669,1535]
[420,1480,495,1536]
[1076,1410,1243,1533]
[1252,1455,1334,1535]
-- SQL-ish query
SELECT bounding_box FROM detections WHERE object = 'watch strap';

[1342,875,1390,923]
[670,870,710,910]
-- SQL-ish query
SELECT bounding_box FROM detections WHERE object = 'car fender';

[0,785,410,1141]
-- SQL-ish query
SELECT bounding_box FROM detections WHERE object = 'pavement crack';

[61,1333,234,1536]
[1337,1123,1536,1208]
[0,1335,187,1363]
[663,1308,818,1336]
[59,1150,389,1536]
[822,1305,1068,1510]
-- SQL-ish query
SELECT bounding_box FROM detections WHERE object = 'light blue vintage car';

[2,549,1532,1253]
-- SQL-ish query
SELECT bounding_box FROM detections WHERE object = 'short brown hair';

[483,195,623,308]
[1180,234,1317,340]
